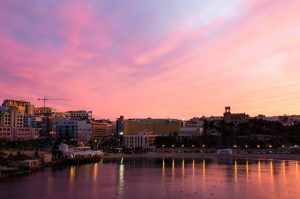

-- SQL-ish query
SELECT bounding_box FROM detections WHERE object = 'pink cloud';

[1,0,300,119]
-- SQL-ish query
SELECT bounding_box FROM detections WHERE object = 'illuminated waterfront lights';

[162,159,165,177]
[234,160,238,183]
[172,159,175,177]
[202,160,206,179]
[192,159,195,177]
[181,159,185,177]
[246,160,249,178]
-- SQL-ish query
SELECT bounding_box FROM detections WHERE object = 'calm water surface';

[0,158,300,199]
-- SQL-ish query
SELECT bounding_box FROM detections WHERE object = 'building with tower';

[223,106,249,123]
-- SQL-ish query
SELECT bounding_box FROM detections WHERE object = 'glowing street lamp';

[192,145,195,148]
[257,144,260,149]
[182,144,184,148]
[245,145,248,148]
[269,144,272,148]
[202,144,205,148]
[233,144,237,148]
[172,144,175,148]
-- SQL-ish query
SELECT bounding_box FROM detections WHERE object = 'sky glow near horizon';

[1,0,300,119]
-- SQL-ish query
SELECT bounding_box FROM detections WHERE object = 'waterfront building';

[52,118,92,142]
[122,118,181,136]
[123,130,157,150]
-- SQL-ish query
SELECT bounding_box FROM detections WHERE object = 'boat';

[64,150,104,164]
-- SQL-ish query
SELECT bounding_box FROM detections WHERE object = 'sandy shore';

[104,152,300,161]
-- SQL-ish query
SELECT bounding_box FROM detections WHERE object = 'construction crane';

[37,97,71,107]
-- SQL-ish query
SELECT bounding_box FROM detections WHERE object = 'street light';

[257,144,260,148]
[245,145,248,148]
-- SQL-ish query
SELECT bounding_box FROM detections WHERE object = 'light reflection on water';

[0,158,300,199]
[118,160,124,195]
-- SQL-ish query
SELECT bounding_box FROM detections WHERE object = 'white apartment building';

[123,131,157,150]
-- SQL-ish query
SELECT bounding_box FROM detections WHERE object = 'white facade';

[123,131,157,149]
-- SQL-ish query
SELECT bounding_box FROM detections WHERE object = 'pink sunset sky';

[1,0,300,120]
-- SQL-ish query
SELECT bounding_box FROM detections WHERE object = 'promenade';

[105,152,300,161]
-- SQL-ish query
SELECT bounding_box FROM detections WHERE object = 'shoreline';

[104,152,300,161]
